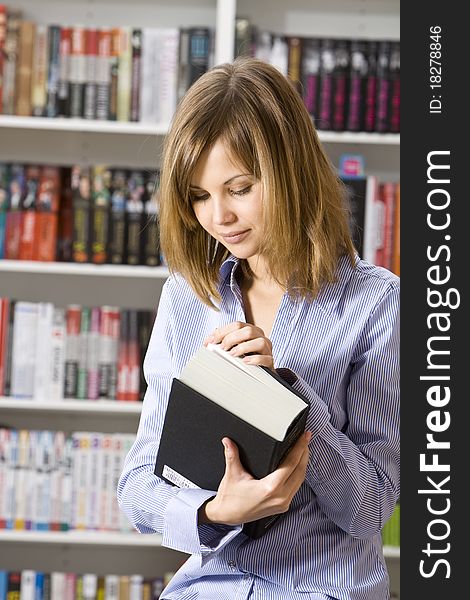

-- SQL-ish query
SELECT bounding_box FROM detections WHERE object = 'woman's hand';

[198,431,312,527]
[204,322,274,370]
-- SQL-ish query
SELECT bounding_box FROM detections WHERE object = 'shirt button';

[227,560,236,571]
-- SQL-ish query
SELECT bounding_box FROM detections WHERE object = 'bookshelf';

[0,0,400,596]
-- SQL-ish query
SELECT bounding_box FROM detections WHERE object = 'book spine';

[60,436,73,530]
[363,41,378,132]
[286,36,302,94]
[64,304,81,398]
[375,40,391,133]
[98,306,116,398]
[50,431,65,530]
[331,39,350,131]
[301,37,321,119]
[50,307,66,402]
[2,9,22,115]
[57,26,72,117]
[83,28,98,119]
[45,25,61,118]
[346,39,367,132]
[130,28,142,122]
[317,38,335,130]
[20,570,36,600]
[108,28,121,120]
[57,167,73,262]
[96,28,111,120]
[34,165,61,262]
[86,306,101,400]
[34,430,53,530]
[117,26,132,122]
[388,41,400,133]
[127,309,140,402]
[15,20,35,116]
[11,302,38,398]
[31,24,49,117]
[7,571,21,599]
[13,429,29,529]
[33,302,54,402]
[0,297,9,395]
[125,170,144,265]
[0,5,6,111]
[71,165,92,263]
[3,299,16,396]
[76,306,90,399]
[0,428,10,528]
[98,433,113,529]
[71,432,89,530]
[109,169,127,264]
[18,164,40,261]
[176,28,190,104]
[187,27,211,88]
[142,177,160,266]
[69,26,86,118]
[156,28,179,125]
[116,309,129,401]
[86,433,102,529]
[91,165,111,264]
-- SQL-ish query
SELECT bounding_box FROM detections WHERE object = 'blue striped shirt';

[117,254,400,600]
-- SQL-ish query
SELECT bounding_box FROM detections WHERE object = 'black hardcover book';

[346,39,368,132]
[125,170,145,265]
[316,38,335,130]
[71,165,92,263]
[331,38,350,131]
[300,37,321,122]
[388,41,400,133]
[155,345,310,539]
[109,169,128,264]
[375,40,391,133]
[363,40,378,132]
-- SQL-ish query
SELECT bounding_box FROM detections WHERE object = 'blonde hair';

[159,57,355,307]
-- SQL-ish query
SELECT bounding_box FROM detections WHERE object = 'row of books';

[0,428,135,533]
[0,570,177,600]
[0,299,155,401]
[0,5,213,123]
[342,176,400,275]
[0,163,163,266]
[381,502,400,548]
[235,17,400,133]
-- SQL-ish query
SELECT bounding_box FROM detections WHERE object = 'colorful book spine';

[76,306,90,399]
[83,28,98,119]
[86,306,101,400]
[45,24,61,118]
[96,28,111,120]
[64,304,81,398]
[71,165,92,263]
[130,28,142,122]
[69,26,86,118]
[57,26,72,117]
[31,24,49,117]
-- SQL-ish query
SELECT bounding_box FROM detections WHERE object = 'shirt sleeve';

[290,285,400,540]
[116,280,242,558]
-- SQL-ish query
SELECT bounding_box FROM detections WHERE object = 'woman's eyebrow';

[189,174,251,189]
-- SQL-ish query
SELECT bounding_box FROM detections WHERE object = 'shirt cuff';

[162,487,242,560]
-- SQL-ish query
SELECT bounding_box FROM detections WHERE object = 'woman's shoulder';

[351,258,400,292]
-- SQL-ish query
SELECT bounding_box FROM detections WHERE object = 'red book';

[18,165,41,260]
[116,309,129,401]
[127,309,140,401]
[4,164,26,260]
[34,165,61,262]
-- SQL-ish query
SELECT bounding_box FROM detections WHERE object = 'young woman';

[117,57,400,600]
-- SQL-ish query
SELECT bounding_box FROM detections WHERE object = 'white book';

[86,432,102,530]
[118,434,136,533]
[104,574,120,600]
[11,301,39,398]
[129,574,144,600]
[4,428,17,529]
[49,308,66,402]
[0,428,10,528]
[107,434,122,531]
[33,302,54,401]
[156,28,179,124]
[34,429,53,530]
[50,431,66,529]
[82,573,98,600]
[362,175,379,264]
[71,431,91,530]
[98,433,114,530]
[20,569,36,600]
[13,429,31,529]
[139,28,160,124]
[180,343,308,441]
[51,572,66,600]
[61,436,74,530]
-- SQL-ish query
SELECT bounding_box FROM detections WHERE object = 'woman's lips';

[220,230,250,244]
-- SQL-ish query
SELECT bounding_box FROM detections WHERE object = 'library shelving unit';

[0,0,400,595]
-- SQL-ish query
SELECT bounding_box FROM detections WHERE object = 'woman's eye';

[190,193,209,202]
[230,185,252,196]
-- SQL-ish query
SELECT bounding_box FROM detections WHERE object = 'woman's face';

[190,139,265,267]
